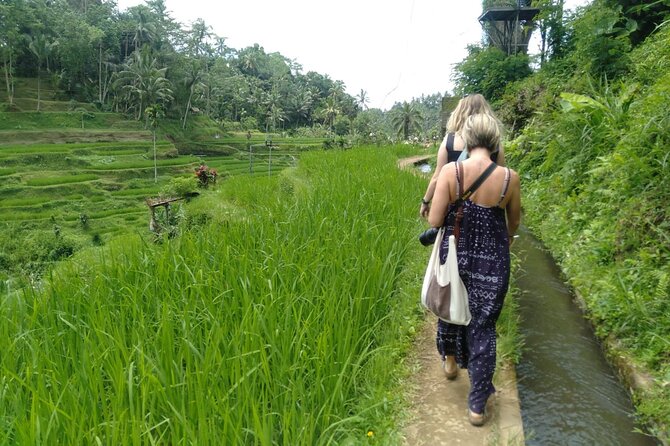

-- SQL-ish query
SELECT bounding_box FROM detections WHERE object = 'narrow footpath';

[402,318,524,445]
[399,155,525,445]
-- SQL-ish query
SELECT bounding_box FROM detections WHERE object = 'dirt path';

[397,155,524,445]
[397,155,432,170]
[401,316,525,445]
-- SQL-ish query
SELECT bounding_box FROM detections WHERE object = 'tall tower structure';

[479,0,540,55]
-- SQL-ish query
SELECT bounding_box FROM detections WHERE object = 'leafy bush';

[194,164,218,187]
[568,1,632,80]
[453,45,532,101]
[162,175,198,197]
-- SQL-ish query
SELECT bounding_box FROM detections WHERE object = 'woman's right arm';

[428,163,455,228]
[505,171,521,240]
[420,138,449,218]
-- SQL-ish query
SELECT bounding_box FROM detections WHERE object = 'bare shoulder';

[439,161,457,176]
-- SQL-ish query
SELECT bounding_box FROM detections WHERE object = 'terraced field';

[0,79,325,283]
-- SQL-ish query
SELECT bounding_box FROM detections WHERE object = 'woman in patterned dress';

[428,113,521,426]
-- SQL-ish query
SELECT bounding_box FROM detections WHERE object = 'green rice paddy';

[0,147,433,444]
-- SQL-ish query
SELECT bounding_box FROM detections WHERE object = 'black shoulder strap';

[460,162,497,201]
[446,133,455,151]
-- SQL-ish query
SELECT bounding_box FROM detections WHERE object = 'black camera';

[418,227,440,246]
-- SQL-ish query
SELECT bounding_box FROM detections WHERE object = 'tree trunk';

[36,64,41,112]
[540,26,547,66]
[3,52,14,106]
[101,63,112,106]
[182,87,194,129]
[153,130,157,183]
[98,43,103,103]
[204,62,211,117]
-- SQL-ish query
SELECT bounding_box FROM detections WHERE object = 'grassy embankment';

[0,145,520,444]
[506,24,670,440]
[0,78,323,287]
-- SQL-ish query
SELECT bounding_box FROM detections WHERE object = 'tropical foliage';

[0,0,448,142]
[486,0,670,437]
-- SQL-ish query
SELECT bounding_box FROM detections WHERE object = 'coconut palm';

[288,89,313,126]
[133,8,155,51]
[181,59,205,129]
[321,96,340,133]
[26,33,58,111]
[356,89,370,110]
[145,104,164,183]
[267,103,286,132]
[114,49,173,120]
[391,102,423,141]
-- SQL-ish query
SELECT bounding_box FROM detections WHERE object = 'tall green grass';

[0,147,430,444]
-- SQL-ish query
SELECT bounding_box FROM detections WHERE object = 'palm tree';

[26,33,57,111]
[267,103,285,132]
[289,89,313,126]
[114,49,173,120]
[145,104,164,183]
[321,96,339,133]
[391,102,423,141]
[356,89,370,110]
[133,9,155,51]
[187,19,211,57]
[181,59,205,129]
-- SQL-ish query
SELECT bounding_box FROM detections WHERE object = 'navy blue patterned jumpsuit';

[436,164,511,414]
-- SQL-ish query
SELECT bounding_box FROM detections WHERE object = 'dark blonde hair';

[461,113,501,152]
[446,94,495,134]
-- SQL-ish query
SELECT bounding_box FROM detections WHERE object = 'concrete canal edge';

[572,290,669,445]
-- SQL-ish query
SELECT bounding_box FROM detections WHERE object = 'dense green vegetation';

[0,0,444,143]
[0,147,523,443]
[464,0,670,439]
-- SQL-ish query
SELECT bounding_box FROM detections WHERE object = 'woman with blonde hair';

[420,94,506,218]
[428,113,520,426]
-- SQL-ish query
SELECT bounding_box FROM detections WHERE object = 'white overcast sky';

[116,0,590,110]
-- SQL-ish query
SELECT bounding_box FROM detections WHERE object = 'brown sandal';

[468,409,487,427]
[441,358,458,380]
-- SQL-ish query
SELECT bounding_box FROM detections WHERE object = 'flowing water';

[513,227,659,445]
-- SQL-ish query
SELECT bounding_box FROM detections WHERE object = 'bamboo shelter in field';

[146,196,183,233]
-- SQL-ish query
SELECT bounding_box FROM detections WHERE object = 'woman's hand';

[420,201,430,219]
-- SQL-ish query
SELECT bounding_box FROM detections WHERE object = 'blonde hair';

[446,94,495,134]
[461,113,501,152]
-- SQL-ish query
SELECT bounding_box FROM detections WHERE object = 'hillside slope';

[506,24,670,440]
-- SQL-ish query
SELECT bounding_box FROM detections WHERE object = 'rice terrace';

[2,0,670,444]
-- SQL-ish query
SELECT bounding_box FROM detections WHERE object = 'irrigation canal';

[513,227,660,445]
